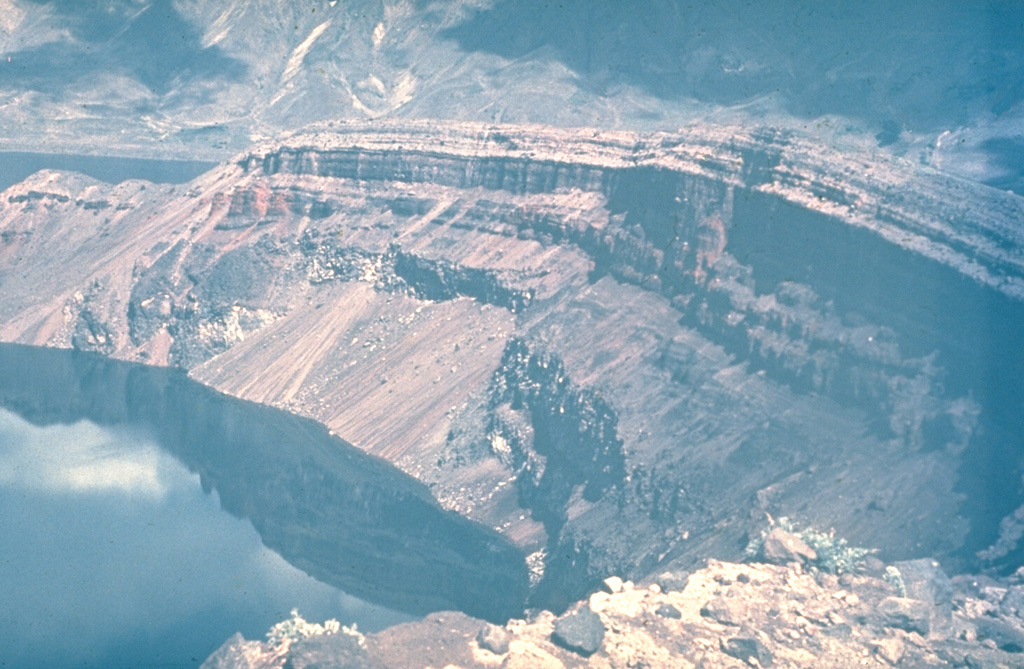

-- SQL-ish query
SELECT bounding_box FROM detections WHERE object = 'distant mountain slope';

[446,0,1024,132]
[1,0,673,156]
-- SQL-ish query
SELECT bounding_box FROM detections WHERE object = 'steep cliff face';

[1,120,1022,611]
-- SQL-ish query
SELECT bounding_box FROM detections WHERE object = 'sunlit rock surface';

[205,558,1024,668]
[1,120,1022,610]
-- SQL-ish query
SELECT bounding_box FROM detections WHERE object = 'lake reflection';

[0,344,529,667]
[0,409,409,668]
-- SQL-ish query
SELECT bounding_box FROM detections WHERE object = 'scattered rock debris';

[204,558,1024,668]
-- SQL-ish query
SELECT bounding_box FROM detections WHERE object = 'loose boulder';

[477,623,511,655]
[655,570,690,593]
[891,558,953,635]
[721,636,773,667]
[655,603,682,619]
[877,597,931,636]
[870,638,905,665]
[701,596,750,626]
[761,528,817,565]
[602,576,625,594]
[551,607,605,656]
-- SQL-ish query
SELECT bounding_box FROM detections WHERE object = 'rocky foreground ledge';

[204,544,1024,668]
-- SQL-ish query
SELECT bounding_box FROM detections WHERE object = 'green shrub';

[745,517,877,574]
[884,566,907,596]
[266,609,364,648]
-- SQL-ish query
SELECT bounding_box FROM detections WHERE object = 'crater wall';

[2,121,1022,609]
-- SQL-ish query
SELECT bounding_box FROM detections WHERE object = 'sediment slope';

[1,120,1022,608]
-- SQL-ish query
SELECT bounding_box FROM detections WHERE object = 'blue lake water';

[0,344,528,668]
[0,409,408,668]
[0,151,216,192]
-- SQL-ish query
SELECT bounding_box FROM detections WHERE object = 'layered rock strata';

[1,120,1022,609]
